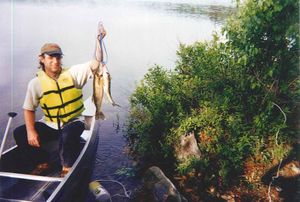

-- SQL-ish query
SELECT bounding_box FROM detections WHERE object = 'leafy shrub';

[126,0,299,187]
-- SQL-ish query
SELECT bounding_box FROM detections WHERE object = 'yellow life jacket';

[37,69,84,124]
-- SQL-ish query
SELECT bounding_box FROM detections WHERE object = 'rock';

[221,193,235,202]
[290,162,300,175]
[143,166,185,202]
[277,160,300,178]
[174,132,201,163]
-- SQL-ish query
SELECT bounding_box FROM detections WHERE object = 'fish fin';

[112,102,121,107]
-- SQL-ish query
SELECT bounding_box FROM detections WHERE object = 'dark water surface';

[0,0,234,201]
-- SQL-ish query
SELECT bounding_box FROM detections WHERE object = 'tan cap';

[40,43,63,56]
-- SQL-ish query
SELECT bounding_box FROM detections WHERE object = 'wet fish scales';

[93,72,105,120]
[103,70,120,107]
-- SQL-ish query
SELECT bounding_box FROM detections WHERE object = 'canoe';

[0,98,98,202]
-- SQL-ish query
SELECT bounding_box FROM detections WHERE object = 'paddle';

[0,112,17,159]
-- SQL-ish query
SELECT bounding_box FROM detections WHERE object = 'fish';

[92,21,120,120]
[92,68,105,120]
[102,64,121,107]
[92,64,120,120]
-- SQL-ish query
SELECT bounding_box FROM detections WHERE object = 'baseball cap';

[40,43,63,56]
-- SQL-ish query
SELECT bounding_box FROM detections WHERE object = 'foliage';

[126,0,299,188]
[115,167,136,178]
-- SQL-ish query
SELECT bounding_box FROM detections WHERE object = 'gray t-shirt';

[23,61,94,129]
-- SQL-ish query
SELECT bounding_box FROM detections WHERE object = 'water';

[0,0,234,201]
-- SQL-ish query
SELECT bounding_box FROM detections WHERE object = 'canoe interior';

[0,98,97,201]
[0,140,86,201]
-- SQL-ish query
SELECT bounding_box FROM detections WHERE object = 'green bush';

[127,0,299,187]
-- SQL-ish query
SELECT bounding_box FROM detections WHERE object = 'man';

[13,27,105,177]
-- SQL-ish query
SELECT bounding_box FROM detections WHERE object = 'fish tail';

[95,111,105,120]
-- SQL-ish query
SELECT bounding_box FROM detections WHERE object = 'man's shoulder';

[28,77,40,85]
[27,77,41,92]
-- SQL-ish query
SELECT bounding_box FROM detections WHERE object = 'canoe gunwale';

[0,171,62,182]
[0,197,31,202]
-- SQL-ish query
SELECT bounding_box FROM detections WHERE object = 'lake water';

[0,0,234,201]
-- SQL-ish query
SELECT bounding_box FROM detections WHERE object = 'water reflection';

[6,0,235,24]
[134,1,236,24]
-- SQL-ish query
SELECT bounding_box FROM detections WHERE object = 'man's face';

[40,54,62,74]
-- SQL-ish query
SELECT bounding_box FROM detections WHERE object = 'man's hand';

[24,109,40,147]
[27,129,41,147]
[93,22,107,63]
[97,21,106,39]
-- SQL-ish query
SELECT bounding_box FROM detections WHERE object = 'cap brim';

[43,51,63,56]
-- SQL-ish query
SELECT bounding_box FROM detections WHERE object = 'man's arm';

[91,24,106,72]
[24,109,40,147]
[69,24,107,87]
[90,39,102,72]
